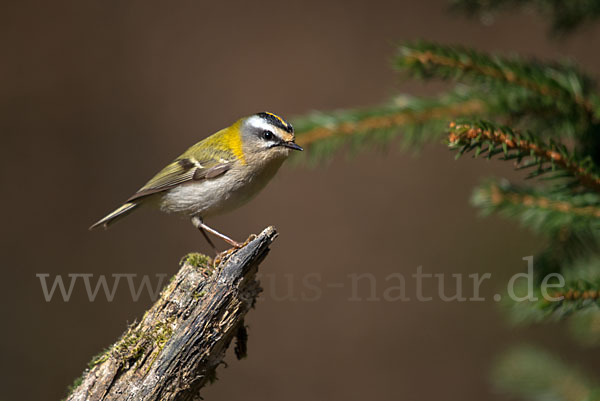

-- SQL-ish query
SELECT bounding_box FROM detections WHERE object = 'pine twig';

[546,285,600,303]
[295,98,484,147]
[397,42,596,117]
[449,121,600,191]
[502,280,600,323]
[474,181,600,220]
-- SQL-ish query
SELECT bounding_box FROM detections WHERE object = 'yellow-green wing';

[126,155,232,202]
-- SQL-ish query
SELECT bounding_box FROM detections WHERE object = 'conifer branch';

[503,255,600,322]
[292,95,485,163]
[546,285,600,304]
[503,281,600,323]
[449,120,600,191]
[472,180,600,234]
[469,85,595,138]
[397,42,596,118]
[296,99,483,147]
[291,42,599,163]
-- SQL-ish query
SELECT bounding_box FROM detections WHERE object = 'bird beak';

[282,141,303,151]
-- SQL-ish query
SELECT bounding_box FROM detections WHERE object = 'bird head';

[239,112,303,161]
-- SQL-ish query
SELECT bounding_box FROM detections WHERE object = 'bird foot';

[242,233,257,246]
[213,248,236,267]
[212,233,258,267]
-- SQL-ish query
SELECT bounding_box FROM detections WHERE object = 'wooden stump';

[66,226,278,401]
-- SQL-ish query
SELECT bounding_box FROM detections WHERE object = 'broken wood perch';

[66,226,278,401]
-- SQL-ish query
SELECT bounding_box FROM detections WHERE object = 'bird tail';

[89,202,139,230]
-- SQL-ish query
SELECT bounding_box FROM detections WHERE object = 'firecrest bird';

[90,112,302,251]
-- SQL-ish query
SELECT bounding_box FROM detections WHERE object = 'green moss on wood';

[111,317,176,369]
[180,252,211,270]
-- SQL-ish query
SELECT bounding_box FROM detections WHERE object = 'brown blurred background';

[2,0,600,400]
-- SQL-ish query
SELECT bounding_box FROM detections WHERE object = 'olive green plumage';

[90,112,302,250]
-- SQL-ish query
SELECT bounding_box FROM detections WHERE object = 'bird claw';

[242,233,257,246]
[212,233,258,267]
[213,248,236,267]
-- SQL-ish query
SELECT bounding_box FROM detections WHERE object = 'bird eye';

[262,130,274,140]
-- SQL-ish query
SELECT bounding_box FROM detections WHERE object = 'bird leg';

[191,216,243,250]
[198,225,217,254]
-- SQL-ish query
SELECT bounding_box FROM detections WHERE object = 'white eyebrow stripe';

[247,116,278,134]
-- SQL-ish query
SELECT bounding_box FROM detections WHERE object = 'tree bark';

[66,226,278,401]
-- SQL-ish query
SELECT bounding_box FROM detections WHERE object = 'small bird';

[90,112,302,251]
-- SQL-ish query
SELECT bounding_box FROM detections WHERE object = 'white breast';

[159,157,285,218]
